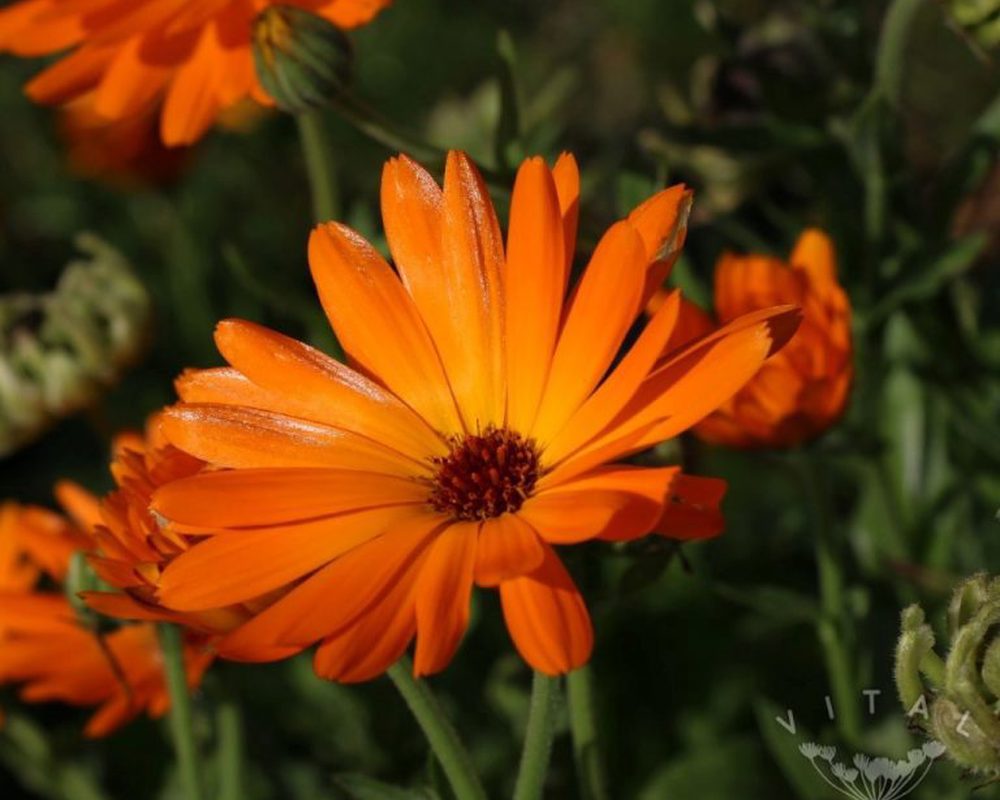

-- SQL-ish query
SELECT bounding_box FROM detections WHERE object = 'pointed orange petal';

[160,25,222,145]
[54,480,102,534]
[437,151,507,427]
[157,505,419,611]
[542,290,681,466]
[309,222,462,434]
[627,185,693,303]
[655,474,727,540]
[474,513,545,587]
[551,152,579,284]
[219,511,443,657]
[714,253,802,322]
[25,43,114,106]
[161,404,422,475]
[92,32,187,120]
[790,228,838,289]
[561,306,802,468]
[500,543,592,675]
[413,521,478,676]
[531,220,647,444]
[524,465,677,543]
[504,157,566,432]
[312,556,421,683]
[214,319,445,460]
[381,153,445,306]
[154,468,428,529]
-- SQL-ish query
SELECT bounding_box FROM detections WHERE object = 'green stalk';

[331,93,509,186]
[296,109,339,223]
[386,657,486,800]
[566,665,608,800]
[513,672,561,800]
[158,624,204,800]
[216,699,243,800]
[801,456,862,745]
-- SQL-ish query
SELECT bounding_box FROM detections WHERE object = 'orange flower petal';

[219,511,443,657]
[214,319,445,460]
[790,228,838,288]
[53,480,103,534]
[474,513,545,587]
[627,185,692,303]
[93,31,189,120]
[531,220,647,444]
[655,474,727,540]
[160,24,223,146]
[504,157,566,432]
[523,465,678,543]
[25,43,114,106]
[413,521,478,676]
[154,467,428,529]
[500,543,592,675]
[437,151,507,427]
[161,403,422,475]
[562,306,802,468]
[157,505,419,610]
[542,290,682,466]
[551,152,580,283]
[308,222,462,434]
[312,556,421,683]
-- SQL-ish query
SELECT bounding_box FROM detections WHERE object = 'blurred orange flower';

[0,501,211,737]
[151,151,800,679]
[58,100,191,188]
[0,0,391,146]
[683,229,853,448]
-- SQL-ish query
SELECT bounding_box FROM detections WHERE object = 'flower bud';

[894,574,1000,773]
[0,234,150,456]
[252,5,353,114]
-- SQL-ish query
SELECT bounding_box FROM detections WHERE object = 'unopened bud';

[252,5,352,114]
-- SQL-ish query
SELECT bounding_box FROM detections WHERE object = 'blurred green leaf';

[494,30,522,172]
[866,234,987,324]
[637,736,784,799]
[876,0,925,106]
[334,773,440,800]
[754,700,839,800]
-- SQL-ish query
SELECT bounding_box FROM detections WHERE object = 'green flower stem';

[513,672,561,800]
[801,456,862,745]
[332,93,509,186]
[158,624,204,800]
[386,657,486,800]
[566,665,608,800]
[216,699,243,800]
[333,93,442,163]
[296,109,340,223]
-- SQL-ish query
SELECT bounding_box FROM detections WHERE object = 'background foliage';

[1,0,998,797]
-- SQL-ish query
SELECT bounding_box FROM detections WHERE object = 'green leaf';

[754,700,841,800]
[713,583,820,626]
[333,773,440,800]
[876,0,926,106]
[866,234,988,325]
[637,736,785,800]
[494,30,522,172]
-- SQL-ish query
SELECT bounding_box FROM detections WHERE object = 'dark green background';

[1,0,999,797]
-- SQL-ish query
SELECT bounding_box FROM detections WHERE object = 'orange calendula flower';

[58,422,300,663]
[0,0,391,146]
[680,229,853,448]
[0,501,211,737]
[152,151,801,679]
[58,100,191,188]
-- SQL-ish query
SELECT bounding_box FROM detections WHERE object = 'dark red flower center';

[429,427,540,521]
